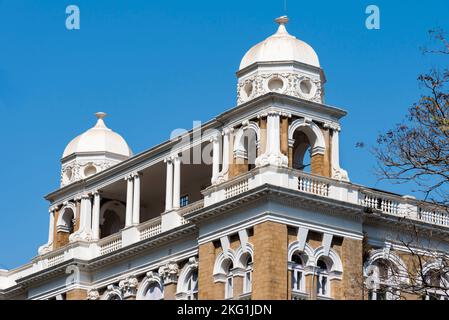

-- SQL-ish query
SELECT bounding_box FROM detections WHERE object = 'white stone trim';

[288,118,326,155]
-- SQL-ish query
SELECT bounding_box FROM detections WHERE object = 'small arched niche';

[100,201,126,239]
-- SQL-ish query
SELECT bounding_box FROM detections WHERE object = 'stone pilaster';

[252,221,288,300]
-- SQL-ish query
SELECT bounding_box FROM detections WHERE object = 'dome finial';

[94,112,108,129]
[95,112,107,120]
[274,16,289,35]
[275,15,289,26]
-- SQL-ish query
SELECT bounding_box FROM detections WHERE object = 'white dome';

[63,112,132,159]
[239,16,320,70]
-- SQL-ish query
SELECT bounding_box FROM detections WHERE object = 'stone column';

[132,173,141,225]
[211,134,221,184]
[165,158,174,211]
[255,111,288,167]
[47,209,55,246]
[173,156,181,209]
[125,175,134,227]
[69,194,93,242]
[81,194,93,235]
[38,208,56,255]
[217,128,233,183]
[92,191,101,240]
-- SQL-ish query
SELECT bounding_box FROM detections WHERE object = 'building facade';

[1,16,449,301]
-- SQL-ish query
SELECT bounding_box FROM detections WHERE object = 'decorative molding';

[118,276,139,299]
[237,72,323,105]
[87,289,100,300]
[158,262,179,285]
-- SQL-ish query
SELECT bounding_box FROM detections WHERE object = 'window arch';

[421,261,449,300]
[242,254,253,294]
[291,252,307,295]
[102,286,123,300]
[233,123,260,172]
[57,206,76,234]
[316,258,330,298]
[136,272,164,300]
[364,249,409,300]
[100,200,126,238]
[177,258,199,300]
[288,119,326,174]
[224,260,234,299]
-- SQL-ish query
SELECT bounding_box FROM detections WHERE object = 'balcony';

[27,165,449,281]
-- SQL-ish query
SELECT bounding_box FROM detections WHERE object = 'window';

[225,261,234,299]
[366,259,395,300]
[423,270,449,300]
[243,256,253,294]
[291,253,306,293]
[143,283,163,300]
[316,259,330,298]
[186,271,198,300]
[180,195,189,208]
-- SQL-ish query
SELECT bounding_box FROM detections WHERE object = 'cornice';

[187,184,363,225]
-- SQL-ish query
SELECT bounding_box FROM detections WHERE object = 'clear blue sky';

[0,0,448,269]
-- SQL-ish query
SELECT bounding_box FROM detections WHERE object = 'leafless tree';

[366,29,449,300]
[375,29,449,206]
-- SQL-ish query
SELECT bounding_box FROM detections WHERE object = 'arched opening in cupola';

[232,124,259,176]
[288,119,328,177]
[55,206,76,249]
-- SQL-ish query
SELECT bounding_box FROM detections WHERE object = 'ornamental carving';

[158,262,179,285]
[118,276,139,299]
[237,72,323,105]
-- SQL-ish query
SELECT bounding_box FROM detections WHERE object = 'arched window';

[108,293,122,300]
[142,282,163,300]
[225,260,234,300]
[176,258,199,300]
[423,269,449,300]
[366,259,393,300]
[291,253,306,294]
[316,259,330,298]
[185,270,198,300]
[243,255,253,294]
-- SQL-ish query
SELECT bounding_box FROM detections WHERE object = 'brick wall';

[252,221,288,300]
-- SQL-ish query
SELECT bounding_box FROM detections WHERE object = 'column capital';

[87,289,100,300]
[209,134,220,143]
[323,122,341,132]
[257,109,291,119]
[158,261,179,285]
[81,193,91,200]
[131,171,141,179]
[222,127,234,136]
[118,276,139,299]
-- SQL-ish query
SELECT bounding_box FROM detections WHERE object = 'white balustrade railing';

[359,192,400,215]
[139,218,162,241]
[419,207,449,227]
[99,234,122,255]
[47,253,65,268]
[225,178,249,199]
[297,173,330,197]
